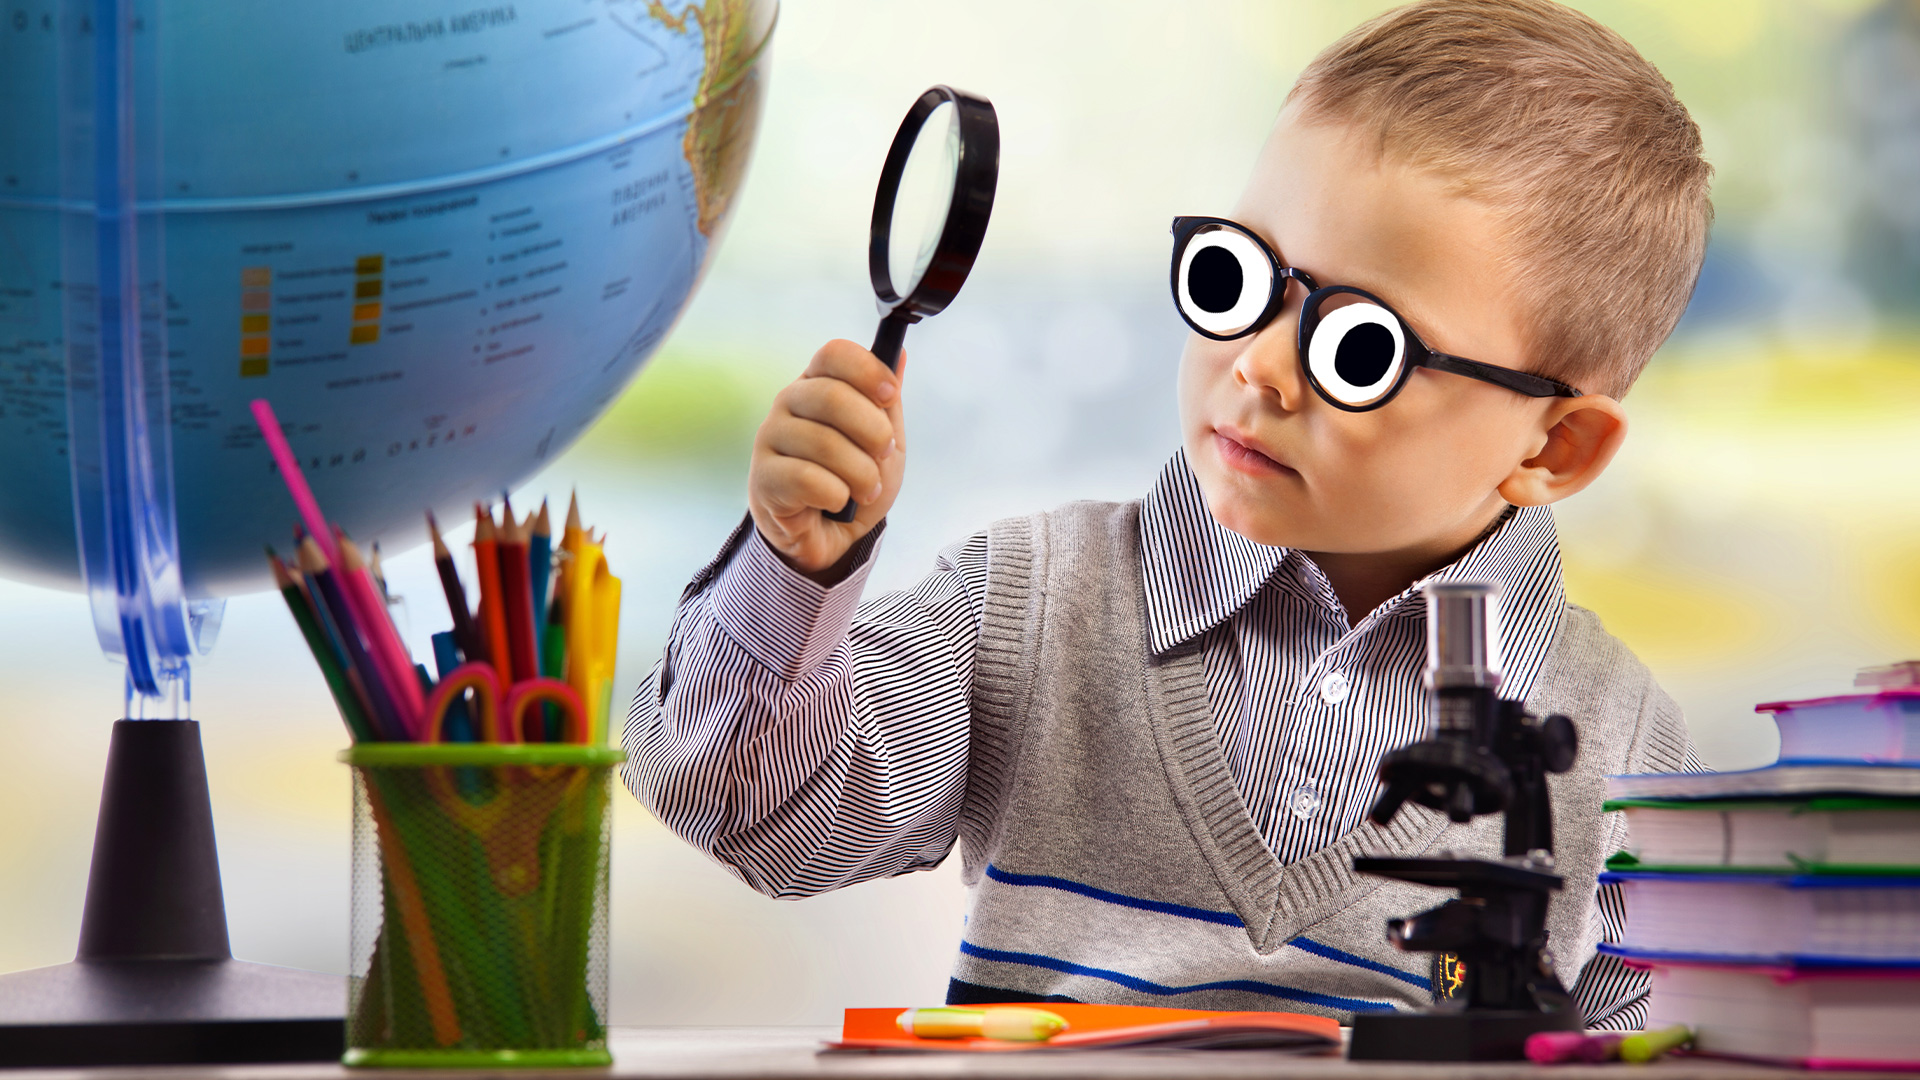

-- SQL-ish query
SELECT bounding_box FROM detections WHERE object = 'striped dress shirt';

[625,451,1693,1028]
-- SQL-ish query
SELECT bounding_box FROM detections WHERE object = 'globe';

[0,0,774,696]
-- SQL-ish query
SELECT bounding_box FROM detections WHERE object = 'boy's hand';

[748,339,905,579]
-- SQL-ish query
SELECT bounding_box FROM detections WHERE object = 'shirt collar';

[1137,450,1566,703]
[1138,450,1286,655]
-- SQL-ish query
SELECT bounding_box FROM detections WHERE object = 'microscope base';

[1347,1005,1583,1061]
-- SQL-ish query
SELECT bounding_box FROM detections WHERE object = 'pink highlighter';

[1525,1031,1624,1064]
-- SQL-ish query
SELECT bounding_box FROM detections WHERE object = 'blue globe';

[0,0,772,688]
[0,0,768,595]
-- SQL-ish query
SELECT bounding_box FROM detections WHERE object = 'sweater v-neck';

[1140,564,1460,956]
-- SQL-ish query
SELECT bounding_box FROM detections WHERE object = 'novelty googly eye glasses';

[1169,216,1582,412]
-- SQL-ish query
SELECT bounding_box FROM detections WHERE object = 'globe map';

[0,0,774,605]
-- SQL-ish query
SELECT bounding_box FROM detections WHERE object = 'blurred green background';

[4,0,1920,1025]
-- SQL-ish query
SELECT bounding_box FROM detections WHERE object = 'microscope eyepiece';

[1426,582,1503,692]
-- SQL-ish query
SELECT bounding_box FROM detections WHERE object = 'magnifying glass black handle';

[870,312,910,372]
[824,312,913,522]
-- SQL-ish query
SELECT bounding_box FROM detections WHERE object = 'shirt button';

[1319,670,1350,706]
[1289,786,1322,820]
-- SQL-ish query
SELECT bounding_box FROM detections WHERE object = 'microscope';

[1347,582,1584,1061]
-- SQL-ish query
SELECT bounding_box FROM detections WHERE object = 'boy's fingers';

[782,377,895,460]
[763,418,884,504]
[804,338,901,407]
[755,454,853,519]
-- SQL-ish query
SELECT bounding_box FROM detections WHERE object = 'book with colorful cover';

[1606,764,1920,803]
[829,1004,1341,1053]
[1602,797,1920,875]
[1759,688,1920,766]
[1621,957,1920,1069]
[1598,870,1920,966]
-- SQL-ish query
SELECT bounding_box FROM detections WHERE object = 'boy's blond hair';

[1290,0,1711,399]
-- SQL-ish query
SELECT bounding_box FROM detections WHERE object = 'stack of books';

[1602,663,1920,1068]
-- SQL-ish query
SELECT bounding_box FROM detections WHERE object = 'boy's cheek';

[1173,345,1209,430]
[1189,457,1308,547]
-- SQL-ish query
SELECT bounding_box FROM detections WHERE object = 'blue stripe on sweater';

[958,941,1398,1014]
[980,866,1429,994]
[983,864,1245,927]
[1285,936,1429,991]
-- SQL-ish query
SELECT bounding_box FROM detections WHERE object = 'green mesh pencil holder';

[341,744,625,1068]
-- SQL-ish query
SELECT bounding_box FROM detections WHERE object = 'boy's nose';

[1230,316,1307,412]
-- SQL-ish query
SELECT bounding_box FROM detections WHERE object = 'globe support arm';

[58,0,216,716]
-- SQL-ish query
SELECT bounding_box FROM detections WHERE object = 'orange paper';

[833,1003,1340,1053]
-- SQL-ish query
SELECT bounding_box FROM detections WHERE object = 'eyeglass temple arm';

[1422,354,1581,399]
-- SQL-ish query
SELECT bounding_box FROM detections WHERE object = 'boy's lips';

[1213,429,1296,478]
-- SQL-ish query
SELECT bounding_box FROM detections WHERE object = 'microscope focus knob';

[1538,714,1577,774]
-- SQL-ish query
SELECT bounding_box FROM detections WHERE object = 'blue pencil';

[430,631,474,742]
[530,499,552,655]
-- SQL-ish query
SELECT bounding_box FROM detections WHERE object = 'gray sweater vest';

[951,500,1693,1018]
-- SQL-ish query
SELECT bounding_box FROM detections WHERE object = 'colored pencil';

[430,631,475,742]
[474,505,513,685]
[539,622,569,742]
[530,499,552,653]
[338,534,426,737]
[499,511,541,689]
[250,399,339,566]
[541,621,568,683]
[552,490,582,654]
[370,540,390,605]
[361,781,461,1046]
[300,537,403,740]
[270,548,375,742]
[427,510,485,666]
[430,631,460,681]
[563,491,583,566]
[289,530,353,677]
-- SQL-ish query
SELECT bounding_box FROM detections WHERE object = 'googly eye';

[1305,299,1406,407]
[1175,226,1274,338]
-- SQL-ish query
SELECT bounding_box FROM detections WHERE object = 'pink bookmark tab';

[250,399,339,566]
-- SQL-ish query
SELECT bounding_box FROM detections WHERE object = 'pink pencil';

[250,400,340,567]
[250,399,423,735]
[338,534,426,737]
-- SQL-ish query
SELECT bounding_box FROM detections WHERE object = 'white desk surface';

[9,1027,1915,1080]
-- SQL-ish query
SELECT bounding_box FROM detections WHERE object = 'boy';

[625,0,1709,1028]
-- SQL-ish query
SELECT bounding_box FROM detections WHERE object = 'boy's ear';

[1496,394,1628,507]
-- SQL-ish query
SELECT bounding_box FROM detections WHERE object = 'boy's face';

[1178,107,1567,560]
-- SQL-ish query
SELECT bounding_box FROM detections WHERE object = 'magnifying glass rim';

[868,84,998,318]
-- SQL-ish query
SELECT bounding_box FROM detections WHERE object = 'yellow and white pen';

[895,1006,1068,1042]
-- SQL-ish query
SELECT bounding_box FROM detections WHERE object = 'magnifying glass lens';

[886,100,960,299]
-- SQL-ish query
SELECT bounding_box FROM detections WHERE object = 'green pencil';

[540,623,568,741]
[270,547,376,743]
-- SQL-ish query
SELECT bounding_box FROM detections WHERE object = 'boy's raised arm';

[621,523,982,896]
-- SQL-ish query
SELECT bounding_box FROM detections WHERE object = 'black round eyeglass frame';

[1169,216,1583,412]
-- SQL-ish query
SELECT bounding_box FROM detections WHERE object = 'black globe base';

[0,720,343,1067]
[0,958,344,1067]
[1347,1005,1583,1061]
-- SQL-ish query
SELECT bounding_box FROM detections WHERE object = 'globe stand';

[0,720,343,1067]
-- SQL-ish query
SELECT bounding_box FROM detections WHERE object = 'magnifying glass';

[825,85,999,522]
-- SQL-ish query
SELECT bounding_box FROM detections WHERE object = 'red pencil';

[498,510,541,688]
[474,505,513,685]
